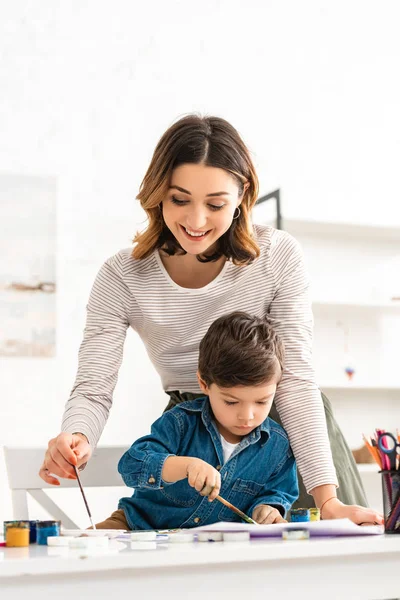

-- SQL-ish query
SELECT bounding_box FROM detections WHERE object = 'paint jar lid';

[47,536,74,547]
[4,520,30,529]
[290,508,309,515]
[309,508,321,520]
[168,532,195,543]
[222,531,250,542]
[131,531,157,542]
[282,528,310,541]
[197,531,223,542]
[37,520,61,528]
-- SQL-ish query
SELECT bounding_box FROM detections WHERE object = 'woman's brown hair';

[198,311,284,388]
[133,114,260,265]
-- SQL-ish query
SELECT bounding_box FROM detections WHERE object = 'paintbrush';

[73,465,96,530]
[215,494,257,524]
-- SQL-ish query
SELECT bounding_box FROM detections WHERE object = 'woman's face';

[162,163,243,256]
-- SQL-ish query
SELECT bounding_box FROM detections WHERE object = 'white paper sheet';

[191,518,384,537]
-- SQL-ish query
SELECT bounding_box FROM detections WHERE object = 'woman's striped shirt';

[61,224,338,493]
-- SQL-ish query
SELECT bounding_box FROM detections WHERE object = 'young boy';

[96,311,298,530]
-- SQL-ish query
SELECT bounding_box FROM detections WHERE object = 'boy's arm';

[161,456,194,483]
[248,450,299,518]
[118,411,184,490]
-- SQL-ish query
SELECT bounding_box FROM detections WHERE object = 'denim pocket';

[160,479,200,507]
[218,478,264,521]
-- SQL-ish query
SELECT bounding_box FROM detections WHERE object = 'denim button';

[148,476,156,484]
[194,517,200,523]
[216,465,221,471]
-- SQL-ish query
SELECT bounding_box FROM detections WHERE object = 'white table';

[1,535,400,600]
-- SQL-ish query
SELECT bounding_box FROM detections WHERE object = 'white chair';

[4,446,128,529]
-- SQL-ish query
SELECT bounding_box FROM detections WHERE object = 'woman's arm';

[61,254,131,448]
[40,253,132,484]
[268,232,383,524]
[269,231,337,493]
[311,484,383,523]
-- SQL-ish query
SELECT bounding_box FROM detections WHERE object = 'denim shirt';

[118,397,298,530]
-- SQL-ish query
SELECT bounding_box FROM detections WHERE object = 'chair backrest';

[4,446,129,528]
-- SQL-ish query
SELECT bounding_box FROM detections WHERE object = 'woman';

[40,114,381,524]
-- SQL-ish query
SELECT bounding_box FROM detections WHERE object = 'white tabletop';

[2,535,400,600]
[1,534,400,577]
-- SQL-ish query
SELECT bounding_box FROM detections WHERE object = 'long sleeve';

[269,232,338,492]
[118,411,182,489]
[61,253,132,448]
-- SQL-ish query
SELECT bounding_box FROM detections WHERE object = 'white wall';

[1,0,400,523]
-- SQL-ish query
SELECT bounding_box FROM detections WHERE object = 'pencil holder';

[381,470,400,533]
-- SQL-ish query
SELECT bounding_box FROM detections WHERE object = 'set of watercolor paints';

[2,508,320,550]
[1,521,121,556]
[283,507,320,540]
[3,520,61,547]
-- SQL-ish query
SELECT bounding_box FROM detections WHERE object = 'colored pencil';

[362,434,382,468]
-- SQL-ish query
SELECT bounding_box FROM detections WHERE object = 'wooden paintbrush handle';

[215,495,256,524]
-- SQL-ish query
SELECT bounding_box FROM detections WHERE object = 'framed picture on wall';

[0,174,56,357]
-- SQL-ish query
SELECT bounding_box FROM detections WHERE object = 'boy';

[96,311,298,530]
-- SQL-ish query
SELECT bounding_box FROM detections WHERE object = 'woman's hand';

[321,497,384,525]
[252,504,287,524]
[39,433,92,485]
[186,458,221,501]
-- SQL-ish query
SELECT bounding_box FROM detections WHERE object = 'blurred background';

[1,0,399,524]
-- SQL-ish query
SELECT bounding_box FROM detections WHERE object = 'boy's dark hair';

[198,311,285,388]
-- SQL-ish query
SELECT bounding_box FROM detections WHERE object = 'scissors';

[378,432,400,471]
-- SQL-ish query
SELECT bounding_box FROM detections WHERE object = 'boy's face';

[197,373,279,443]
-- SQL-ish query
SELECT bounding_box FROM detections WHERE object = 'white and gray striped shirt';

[62,224,338,492]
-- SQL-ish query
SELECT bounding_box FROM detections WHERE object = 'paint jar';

[36,520,61,545]
[290,508,310,522]
[381,470,400,533]
[29,520,39,543]
[282,528,310,541]
[4,520,28,538]
[5,521,30,547]
[309,508,320,522]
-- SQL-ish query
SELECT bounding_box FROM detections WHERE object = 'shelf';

[319,383,400,392]
[264,218,400,241]
[357,464,380,474]
[312,300,400,310]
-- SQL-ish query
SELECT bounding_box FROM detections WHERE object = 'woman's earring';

[233,207,241,219]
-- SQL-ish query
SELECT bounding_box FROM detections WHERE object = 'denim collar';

[179,396,271,446]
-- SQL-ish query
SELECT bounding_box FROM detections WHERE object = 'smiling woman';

[164,164,242,252]
[40,113,382,528]
[158,164,252,288]
[133,114,259,266]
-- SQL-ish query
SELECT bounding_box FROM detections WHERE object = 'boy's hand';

[186,458,221,501]
[252,504,287,524]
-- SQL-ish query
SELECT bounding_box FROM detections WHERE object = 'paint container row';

[290,508,320,522]
[3,520,61,547]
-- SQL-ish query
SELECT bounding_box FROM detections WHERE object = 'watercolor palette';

[61,529,127,538]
